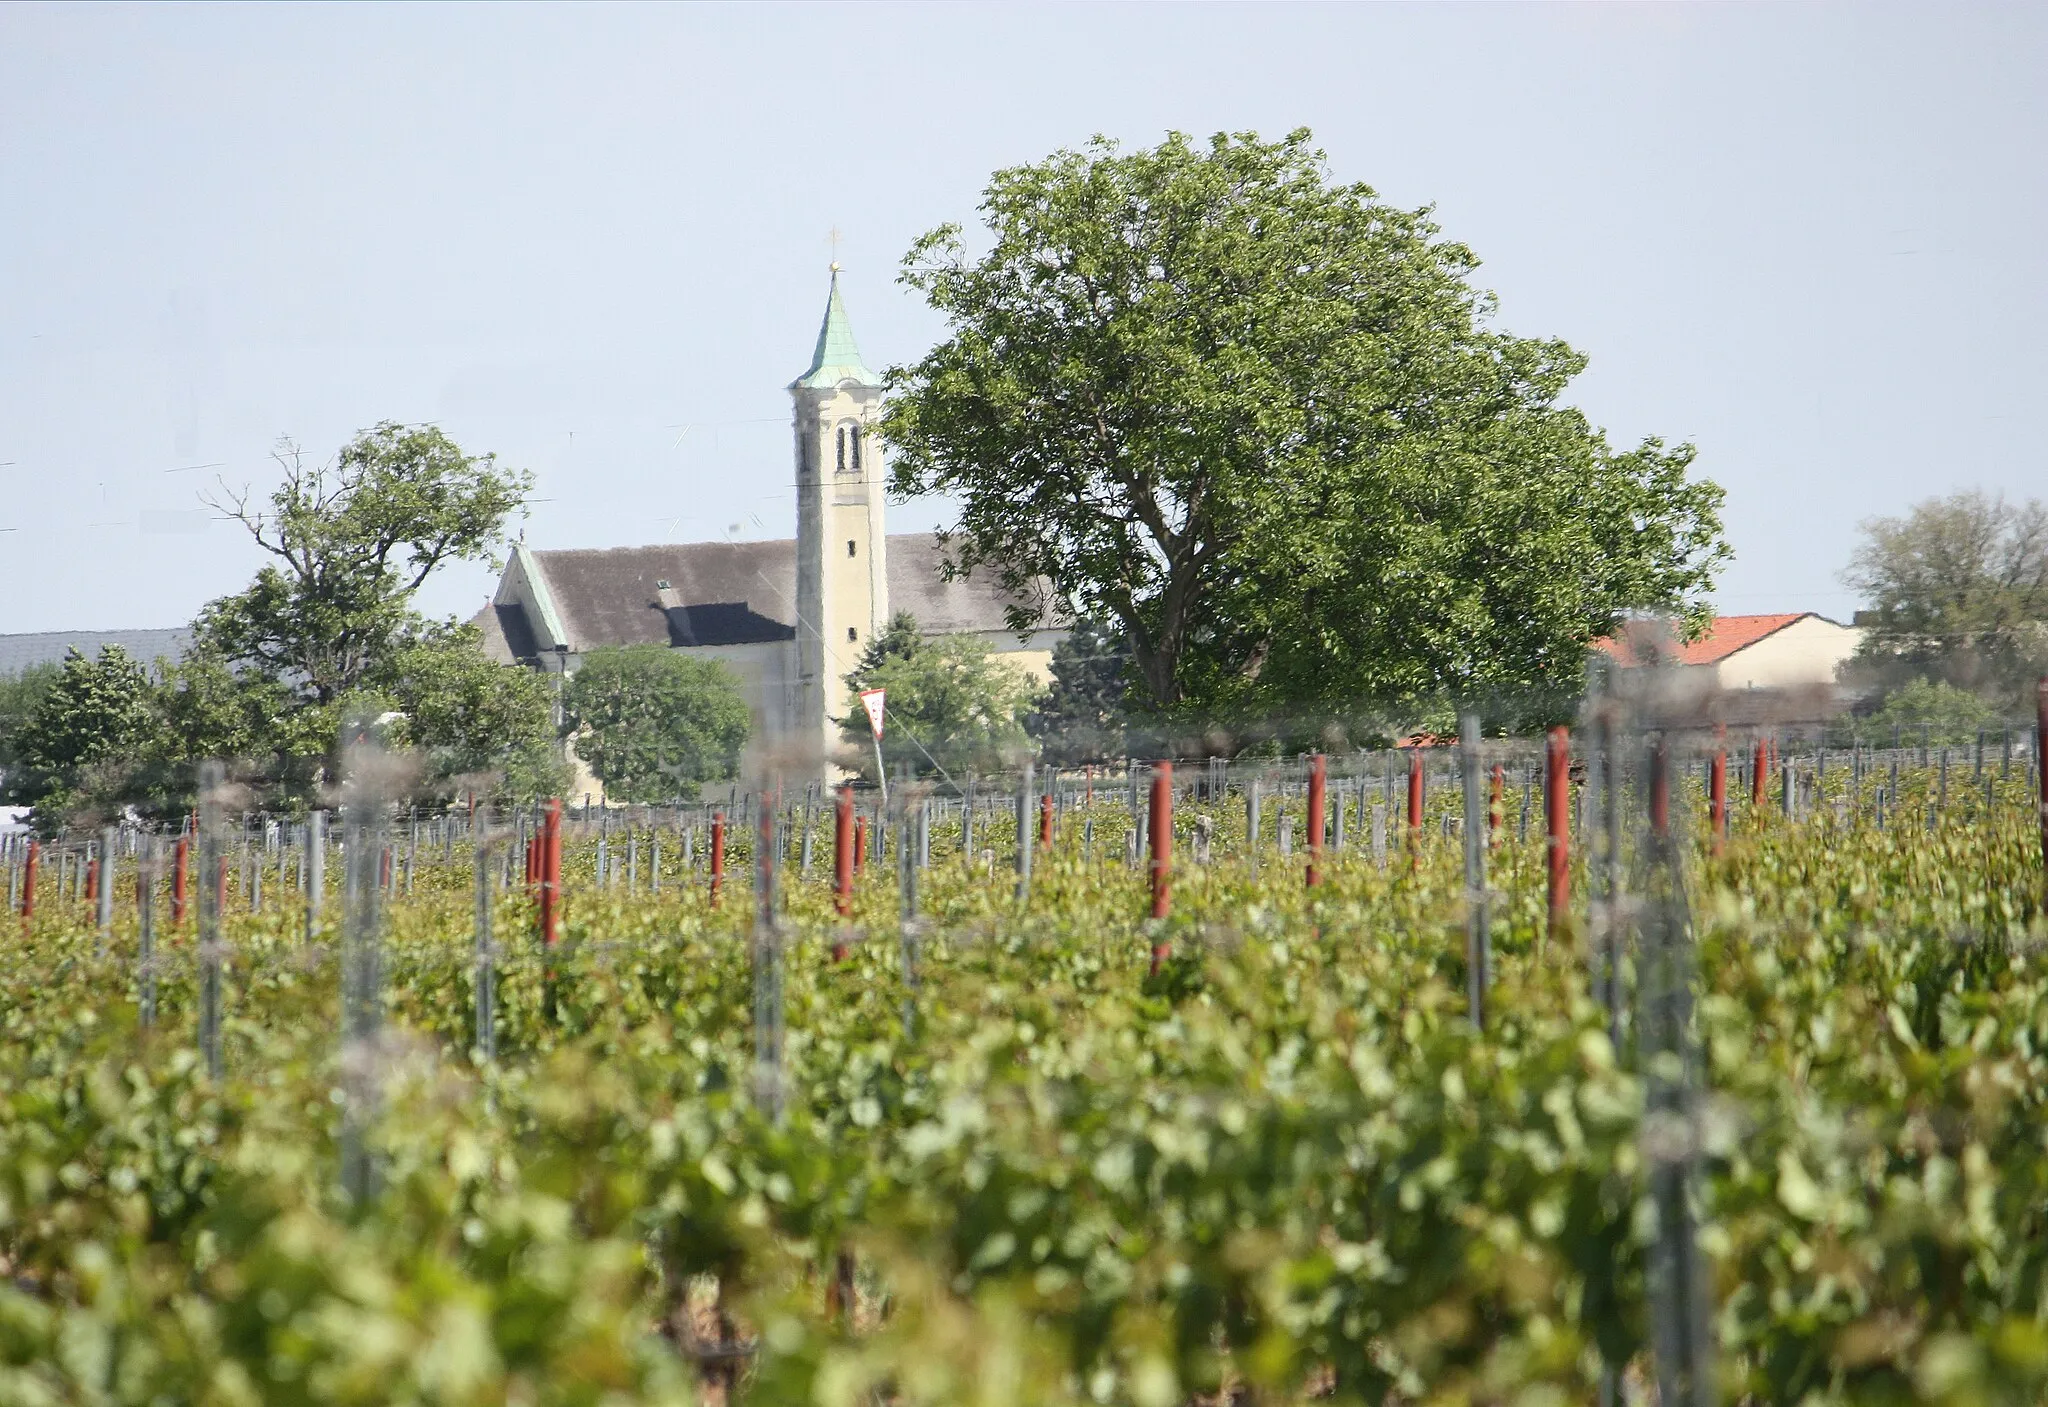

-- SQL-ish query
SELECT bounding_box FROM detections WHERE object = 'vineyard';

[4,721,2048,1406]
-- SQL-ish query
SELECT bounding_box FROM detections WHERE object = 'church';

[476,271,1066,767]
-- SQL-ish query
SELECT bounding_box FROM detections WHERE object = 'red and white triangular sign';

[859,688,886,740]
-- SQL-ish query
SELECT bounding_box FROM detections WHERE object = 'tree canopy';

[1025,619,1131,764]
[882,129,1726,731]
[6,426,555,825]
[561,646,751,804]
[3,647,157,820]
[1842,489,2048,708]
[199,424,532,705]
[838,612,1033,781]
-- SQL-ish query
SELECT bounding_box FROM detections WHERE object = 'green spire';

[793,269,880,390]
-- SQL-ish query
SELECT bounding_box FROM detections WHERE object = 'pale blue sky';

[2,2,2041,635]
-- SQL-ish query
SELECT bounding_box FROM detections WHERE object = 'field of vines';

[4,742,2048,1407]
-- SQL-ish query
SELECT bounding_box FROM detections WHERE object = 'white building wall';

[1710,617,1864,691]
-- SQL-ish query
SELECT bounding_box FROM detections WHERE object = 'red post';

[1545,726,1570,939]
[84,856,99,904]
[1488,763,1505,848]
[1710,730,1729,852]
[833,785,855,918]
[709,811,726,908]
[1752,738,1768,810]
[216,856,230,913]
[1039,790,1054,850]
[854,814,868,872]
[832,784,854,961]
[1305,753,1326,887]
[172,837,188,925]
[539,798,563,946]
[19,840,37,927]
[1085,765,1093,808]
[1147,762,1173,973]
[1406,748,1424,860]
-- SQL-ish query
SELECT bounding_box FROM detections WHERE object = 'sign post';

[860,688,889,805]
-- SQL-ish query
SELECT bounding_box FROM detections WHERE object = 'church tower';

[791,267,887,765]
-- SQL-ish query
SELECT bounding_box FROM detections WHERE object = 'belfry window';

[834,420,860,476]
[836,426,846,473]
[850,426,863,472]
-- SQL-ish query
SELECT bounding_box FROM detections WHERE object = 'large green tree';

[561,645,751,803]
[200,423,531,705]
[1025,619,1131,764]
[882,130,1726,727]
[3,647,157,825]
[0,662,59,802]
[364,625,569,801]
[1842,489,2048,708]
[838,613,1034,780]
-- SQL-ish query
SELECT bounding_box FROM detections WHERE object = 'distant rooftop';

[1594,612,1848,667]
[0,627,192,677]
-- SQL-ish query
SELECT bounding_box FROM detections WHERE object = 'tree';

[365,625,569,801]
[5,647,157,823]
[1842,677,1995,749]
[199,424,532,705]
[561,646,751,803]
[0,662,59,802]
[1026,619,1131,764]
[839,619,1033,780]
[882,130,1726,729]
[1842,490,2048,707]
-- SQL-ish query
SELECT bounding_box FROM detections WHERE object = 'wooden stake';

[1305,753,1326,887]
[1545,726,1571,940]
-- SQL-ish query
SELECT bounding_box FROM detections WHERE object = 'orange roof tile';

[1594,613,1814,668]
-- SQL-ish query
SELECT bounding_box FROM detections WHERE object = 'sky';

[1,1,2042,636]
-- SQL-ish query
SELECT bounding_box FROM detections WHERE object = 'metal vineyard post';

[197,761,226,1081]
[1147,762,1173,973]
[1015,759,1034,905]
[1460,713,1489,1029]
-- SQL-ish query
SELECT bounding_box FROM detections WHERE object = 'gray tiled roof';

[0,627,192,678]
[520,534,1048,653]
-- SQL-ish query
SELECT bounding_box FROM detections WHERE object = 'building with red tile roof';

[1595,612,1864,693]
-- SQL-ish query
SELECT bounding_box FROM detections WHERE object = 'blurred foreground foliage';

[3,767,2047,1404]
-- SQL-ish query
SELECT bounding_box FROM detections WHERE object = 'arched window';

[835,426,847,474]
[850,425,863,472]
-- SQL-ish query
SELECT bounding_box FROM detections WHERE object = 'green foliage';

[837,613,1033,779]
[1843,489,2048,707]
[2,766,2045,1404]
[1026,618,1131,764]
[367,624,570,802]
[562,644,750,803]
[0,661,58,799]
[1852,676,1999,747]
[4,646,157,825]
[197,424,532,705]
[883,129,1726,723]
